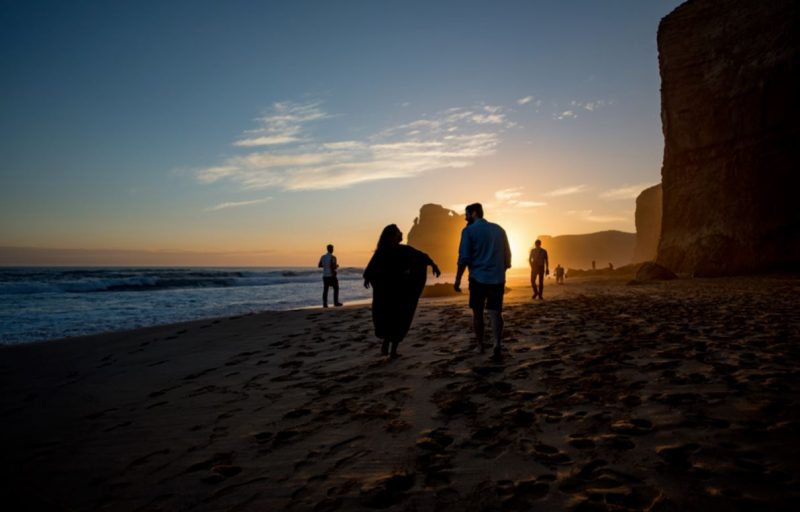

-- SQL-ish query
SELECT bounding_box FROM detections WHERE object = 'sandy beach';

[2,275,798,511]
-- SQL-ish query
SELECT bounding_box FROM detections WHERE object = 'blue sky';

[0,1,684,266]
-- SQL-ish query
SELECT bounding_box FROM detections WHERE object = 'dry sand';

[1,275,798,511]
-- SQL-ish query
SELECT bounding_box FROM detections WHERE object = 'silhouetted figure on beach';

[592,260,596,271]
[318,244,342,308]
[555,264,565,284]
[529,239,549,300]
[363,224,440,358]
[454,203,511,359]
[608,262,614,270]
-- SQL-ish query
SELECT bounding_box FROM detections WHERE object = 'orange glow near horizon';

[506,230,530,269]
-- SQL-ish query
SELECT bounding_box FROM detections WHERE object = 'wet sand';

[1,275,798,511]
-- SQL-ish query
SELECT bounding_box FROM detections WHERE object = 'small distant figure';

[454,203,512,359]
[592,260,596,271]
[555,264,565,284]
[318,244,342,308]
[529,239,549,300]
[608,262,614,270]
[363,224,440,358]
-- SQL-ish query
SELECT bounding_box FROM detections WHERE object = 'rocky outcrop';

[630,262,678,284]
[632,184,662,263]
[656,0,800,276]
[537,231,635,271]
[407,204,464,272]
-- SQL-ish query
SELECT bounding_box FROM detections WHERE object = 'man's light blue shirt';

[457,218,511,285]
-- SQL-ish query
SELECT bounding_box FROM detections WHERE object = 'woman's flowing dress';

[363,245,434,341]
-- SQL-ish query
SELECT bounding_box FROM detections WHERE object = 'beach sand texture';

[1,275,798,511]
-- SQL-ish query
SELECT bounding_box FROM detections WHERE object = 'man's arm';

[545,250,550,275]
[503,230,512,269]
[318,257,323,268]
[454,229,470,292]
[454,264,466,292]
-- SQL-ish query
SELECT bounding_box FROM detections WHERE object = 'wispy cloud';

[599,183,656,200]
[552,99,611,120]
[233,101,328,147]
[571,99,611,112]
[513,200,547,208]
[517,95,542,110]
[494,187,546,209]
[197,101,509,191]
[544,185,587,197]
[495,188,523,201]
[204,197,272,212]
[555,110,577,120]
[566,209,629,223]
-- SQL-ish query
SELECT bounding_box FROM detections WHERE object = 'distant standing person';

[363,224,440,358]
[318,244,343,308]
[529,239,549,300]
[454,203,511,359]
[592,260,596,271]
[555,264,565,284]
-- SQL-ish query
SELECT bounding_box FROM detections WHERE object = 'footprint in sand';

[567,435,596,450]
[358,472,415,508]
[529,443,571,466]
[127,448,171,470]
[496,477,550,510]
[415,429,455,487]
[656,442,700,468]
[610,418,654,436]
[183,367,217,380]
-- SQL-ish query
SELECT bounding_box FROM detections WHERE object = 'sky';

[0,0,684,268]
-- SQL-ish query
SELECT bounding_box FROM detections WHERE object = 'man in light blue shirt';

[454,203,511,358]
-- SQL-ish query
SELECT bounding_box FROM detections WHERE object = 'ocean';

[0,267,373,344]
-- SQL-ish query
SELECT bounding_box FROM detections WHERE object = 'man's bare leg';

[472,309,485,352]
[537,271,545,299]
[487,309,503,357]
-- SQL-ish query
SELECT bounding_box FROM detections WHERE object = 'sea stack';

[406,204,464,273]
[632,184,662,263]
[656,0,799,276]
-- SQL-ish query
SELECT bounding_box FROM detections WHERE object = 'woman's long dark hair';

[376,224,401,251]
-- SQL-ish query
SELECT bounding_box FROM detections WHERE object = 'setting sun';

[505,230,531,269]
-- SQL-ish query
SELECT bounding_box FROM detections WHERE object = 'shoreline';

[2,272,793,347]
[0,275,525,347]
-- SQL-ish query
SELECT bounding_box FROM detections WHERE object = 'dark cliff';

[406,204,464,273]
[537,231,635,271]
[656,0,799,275]
[632,184,662,263]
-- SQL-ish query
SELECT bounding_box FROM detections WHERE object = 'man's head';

[464,203,484,225]
[535,240,542,248]
[327,244,334,253]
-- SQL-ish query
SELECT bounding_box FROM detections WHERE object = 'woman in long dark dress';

[363,224,441,358]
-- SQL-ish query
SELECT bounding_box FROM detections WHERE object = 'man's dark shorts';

[323,276,338,287]
[469,279,504,311]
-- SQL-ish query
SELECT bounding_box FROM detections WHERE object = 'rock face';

[632,184,662,263]
[537,231,635,271]
[407,204,464,272]
[634,262,678,282]
[656,0,800,276]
